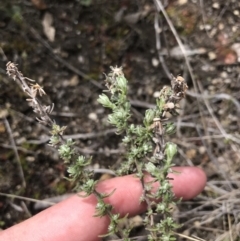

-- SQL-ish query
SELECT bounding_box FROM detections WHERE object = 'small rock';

[153,91,160,98]
[151,57,159,67]
[88,112,98,121]
[212,2,220,9]
[208,51,216,60]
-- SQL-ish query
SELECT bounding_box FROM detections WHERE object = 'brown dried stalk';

[6,61,54,126]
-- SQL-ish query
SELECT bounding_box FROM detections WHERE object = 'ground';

[0,0,240,240]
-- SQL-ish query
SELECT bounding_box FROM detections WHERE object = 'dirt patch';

[0,0,240,240]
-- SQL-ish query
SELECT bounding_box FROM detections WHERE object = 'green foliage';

[11,5,22,23]
[7,62,187,241]
[78,0,92,7]
[96,67,187,239]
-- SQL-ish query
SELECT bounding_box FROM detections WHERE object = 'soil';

[0,0,240,240]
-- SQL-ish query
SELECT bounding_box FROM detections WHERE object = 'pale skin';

[0,167,206,241]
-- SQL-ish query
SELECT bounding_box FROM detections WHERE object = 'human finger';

[0,167,206,241]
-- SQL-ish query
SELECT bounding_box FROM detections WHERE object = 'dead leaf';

[0,122,5,133]
[186,149,197,159]
[178,0,188,5]
[123,6,151,24]
[129,215,143,228]
[231,43,240,62]
[0,109,8,118]
[217,47,237,65]
[69,75,79,86]
[42,12,55,42]
[31,0,47,10]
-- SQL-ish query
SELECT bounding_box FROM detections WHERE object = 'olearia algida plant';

[6,62,188,241]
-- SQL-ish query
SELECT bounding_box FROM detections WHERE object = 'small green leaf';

[156,97,165,112]
[116,76,127,93]
[143,109,155,126]
[165,123,176,135]
[98,94,115,109]
[145,162,157,173]
[165,143,177,161]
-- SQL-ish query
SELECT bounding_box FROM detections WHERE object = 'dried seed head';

[164,102,175,109]
[30,83,46,96]
[153,117,161,122]
[171,75,188,99]
[6,62,54,126]
[109,66,123,78]
[176,75,185,82]
[6,61,19,80]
